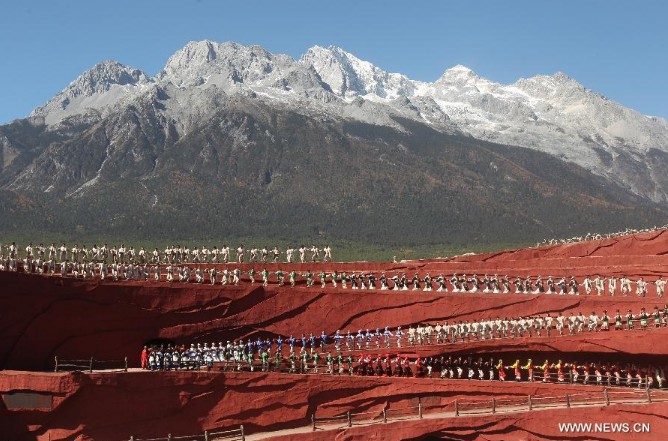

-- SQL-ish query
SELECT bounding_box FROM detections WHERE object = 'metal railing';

[54,356,128,373]
[455,388,660,416]
[128,425,244,441]
[311,396,431,431]
[310,388,667,431]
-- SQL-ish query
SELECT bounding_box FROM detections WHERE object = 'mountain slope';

[1,40,667,243]
[299,45,668,202]
[24,41,668,203]
[1,93,665,243]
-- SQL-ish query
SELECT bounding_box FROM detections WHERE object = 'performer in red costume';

[496,358,506,381]
[141,345,149,369]
[522,358,535,382]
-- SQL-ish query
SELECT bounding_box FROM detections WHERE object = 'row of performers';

[141,346,665,389]
[143,305,668,372]
[8,259,666,299]
[351,356,665,389]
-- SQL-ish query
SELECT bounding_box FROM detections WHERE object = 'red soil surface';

[2,230,668,440]
[3,370,665,441]
[271,401,668,441]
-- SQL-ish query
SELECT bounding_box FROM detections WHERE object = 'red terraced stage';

[2,230,668,440]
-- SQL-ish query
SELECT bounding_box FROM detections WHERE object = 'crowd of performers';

[394,307,668,343]
[140,307,666,376]
[3,241,668,298]
[139,301,667,385]
[142,305,668,372]
[140,342,666,389]
[3,248,668,299]
[0,242,332,267]
[536,225,668,246]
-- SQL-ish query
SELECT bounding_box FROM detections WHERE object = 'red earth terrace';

[2,230,668,440]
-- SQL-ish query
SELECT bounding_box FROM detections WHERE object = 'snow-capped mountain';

[31,60,151,126]
[23,40,668,203]
[300,45,668,201]
[300,45,416,99]
[416,67,668,199]
[159,41,331,95]
[4,40,667,243]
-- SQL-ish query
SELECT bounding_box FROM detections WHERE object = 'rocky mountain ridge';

[1,40,666,243]
[26,40,668,203]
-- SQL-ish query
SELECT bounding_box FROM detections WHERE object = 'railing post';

[124,356,128,372]
[454,399,459,416]
[565,394,571,408]
[492,398,496,414]
[240,424,245,441]
[418,397,423,419]
[604,388,609,406]
[89,356,94,373]
[167,434,172,441]
[347,410,352,427]
[647,389,652,403]
[204,430,209,441]
[54,356,59,373]
[383,407,387,423]
[311,413,316,431]
[528,395,532,411]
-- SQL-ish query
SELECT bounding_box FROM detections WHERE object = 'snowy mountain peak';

[30,60,148,124]
[175,40,222,63]
[304,44,356,60]
[163,40,257,73]
[513,71,586,100]
[162,40,231,80]
[160,40,296,88]
[22,40,668,204]
[300,45,362,95]
[436,64,478,84]
[447,64,475,74]
[551,71,573,82]
[301,45,415,98]
[64,60,148,98]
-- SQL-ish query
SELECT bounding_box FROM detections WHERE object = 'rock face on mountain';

[2,40,668,242]
[300,45,417,99]
[29,60,150,126]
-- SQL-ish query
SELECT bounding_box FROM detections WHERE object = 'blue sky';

[1,0,666,124]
